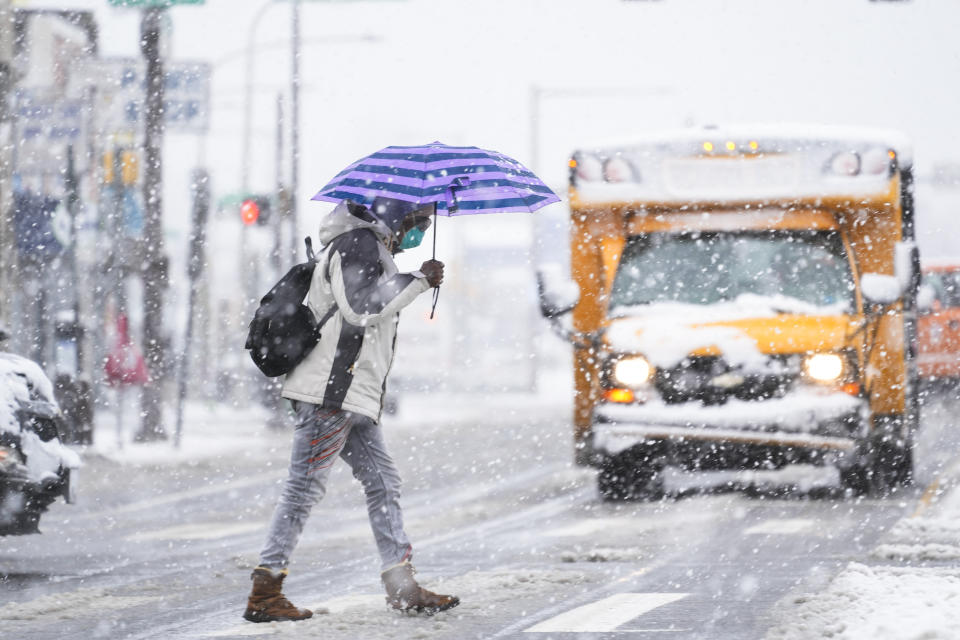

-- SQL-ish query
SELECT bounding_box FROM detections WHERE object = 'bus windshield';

[609,231,855,313]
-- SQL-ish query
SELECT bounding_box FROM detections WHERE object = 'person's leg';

[245,402,357,623]
[340,418,459,613]
[339,416,412,569]
[258,402,355,569]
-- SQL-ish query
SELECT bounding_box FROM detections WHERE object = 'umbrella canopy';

[312,141,560,215]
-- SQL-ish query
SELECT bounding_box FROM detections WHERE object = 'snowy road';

[2,388,959,640]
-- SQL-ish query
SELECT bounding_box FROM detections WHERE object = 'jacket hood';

[317,200,393,246]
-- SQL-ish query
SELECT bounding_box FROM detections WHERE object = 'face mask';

[399,226,425,250]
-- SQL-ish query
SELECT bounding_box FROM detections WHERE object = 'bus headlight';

[803,353,845,383]
[613,356,653,387]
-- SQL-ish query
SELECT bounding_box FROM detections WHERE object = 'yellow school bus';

[539,126,920,499]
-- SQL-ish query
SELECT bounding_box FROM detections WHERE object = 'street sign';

[71,58,210,134]
[15,90,84,143]
[108,0,204,7]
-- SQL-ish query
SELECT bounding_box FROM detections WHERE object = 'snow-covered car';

[0,352,80,535]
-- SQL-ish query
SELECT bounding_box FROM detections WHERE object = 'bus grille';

[654,356,797,405]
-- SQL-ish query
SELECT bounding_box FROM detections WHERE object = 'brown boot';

[243,567,314,623]
[381,562,460,615]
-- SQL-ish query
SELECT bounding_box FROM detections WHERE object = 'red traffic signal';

[240,199,260,225]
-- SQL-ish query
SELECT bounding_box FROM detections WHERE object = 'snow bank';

[0,586,159,621]
[768,477,960,639]
[766,563,960,640]
[559,547,649,563]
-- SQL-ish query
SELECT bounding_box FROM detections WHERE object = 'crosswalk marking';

[125,521,264,542]
[308,594,382,614]
[524,593,689,633]
[545,518,624,538]
[206,625,276,637]
[744,518,814,535]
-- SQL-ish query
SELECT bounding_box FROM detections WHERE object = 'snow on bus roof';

[571,124,912,205]
[574,123,913,164]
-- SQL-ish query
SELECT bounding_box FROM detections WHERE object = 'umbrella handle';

[444,176,471,213]
[430,202,439,319]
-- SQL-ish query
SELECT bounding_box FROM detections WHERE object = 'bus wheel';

[597,449,663,501]
[839,464,872,497]
[873,439,914,494]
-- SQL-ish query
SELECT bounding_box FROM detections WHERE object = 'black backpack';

[245,238,336,377]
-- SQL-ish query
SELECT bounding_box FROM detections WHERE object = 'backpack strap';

[311,240,338,334]
[315,304,337,335]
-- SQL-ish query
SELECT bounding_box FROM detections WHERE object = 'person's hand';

[420,260,444,287]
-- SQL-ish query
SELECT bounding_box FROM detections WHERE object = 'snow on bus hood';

[606,295,853,369]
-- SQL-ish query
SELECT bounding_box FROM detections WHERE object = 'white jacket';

[281,201,431,421]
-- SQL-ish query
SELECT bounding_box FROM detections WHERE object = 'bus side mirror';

[861,273,903,306]
[917,284,936,314]
[895,241,921,298]
[536,265,580,318]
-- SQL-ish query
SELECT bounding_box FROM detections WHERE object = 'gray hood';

[317,200,393,246]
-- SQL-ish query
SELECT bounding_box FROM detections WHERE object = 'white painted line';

[524,593,688,633]
[309,594,382,614]
[544,519,616,538]
[744,518,815,535]
[205,625,277,637]
[78,470,285,521]
[125,521,264,542]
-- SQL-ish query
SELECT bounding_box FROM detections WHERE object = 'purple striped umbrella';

[312,141,560,316]
[312,141,560,215]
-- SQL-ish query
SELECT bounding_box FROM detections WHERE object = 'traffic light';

[240,195,271,226]
[102,149,139,185]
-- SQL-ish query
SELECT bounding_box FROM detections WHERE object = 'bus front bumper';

[591,391,868,469]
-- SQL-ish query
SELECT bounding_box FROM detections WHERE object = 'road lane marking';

[744,518,814,535]
[77,470,286,521]
[615,568,651,583]
[524,593,688,633]
[545,518,619,537]
[913,455,960,518]
[309,594,381,613]
[125,521,264,542]
[205,625,275,638]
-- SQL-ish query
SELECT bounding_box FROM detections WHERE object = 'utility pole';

[274,93,284,275]
[174,168,209,448]
[290,0,300,261]
[64,145,84,375]
[136,7,168,441]
[0,2,14,333]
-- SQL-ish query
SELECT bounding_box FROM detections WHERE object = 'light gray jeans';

[258,401,413,572]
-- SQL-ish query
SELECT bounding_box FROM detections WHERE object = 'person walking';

[243,197,459,623]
